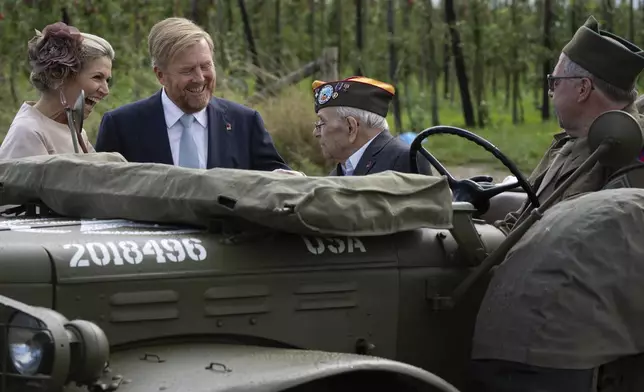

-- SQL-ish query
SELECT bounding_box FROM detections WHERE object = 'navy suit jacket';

[95,90,290,171]
[330,131,432,176]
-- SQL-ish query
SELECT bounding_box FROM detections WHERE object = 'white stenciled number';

[64,244,89,267]
[161,239,186,262]
[86,242,110,266]
[105,242,124,265]
[142,240,167,263]
[118,241,143,265]
[182,238,206,261]
[67,238,207,267]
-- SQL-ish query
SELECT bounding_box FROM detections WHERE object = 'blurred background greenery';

[0,0,640,176]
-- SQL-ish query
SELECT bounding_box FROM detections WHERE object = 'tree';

[444,0,475,127]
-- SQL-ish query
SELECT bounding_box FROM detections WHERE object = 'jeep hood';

[96,343,460,392]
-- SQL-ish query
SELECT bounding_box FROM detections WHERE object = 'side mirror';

[0,295,109,390]
[64,89,86,154]
[588,110,643,168]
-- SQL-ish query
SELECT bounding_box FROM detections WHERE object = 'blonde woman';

[0,22,114,159]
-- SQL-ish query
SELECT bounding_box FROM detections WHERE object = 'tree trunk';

[334,0,343,74]
[215,0,229,71]
[472,0,485,127]
[387,0,402,133]
[629,0,635,42]
[320,0,327,51]
[237,0,263,89]
[444,0,475,127]
[226,0,233,32]
[190,0,200,24]
[570,0,577,36]
[542,0,552,121]
[309,0,316,63]
[511,0,520,124]
[442,0,450,99]
[426,0,440,125]
[505,70,511,108]
[491,2,498,99]
[274,0,281,73]
[602,0,614,32]
[355,0,364,75]
[61,7,71,24]
[402,0,416,130]
[443,33,450,99]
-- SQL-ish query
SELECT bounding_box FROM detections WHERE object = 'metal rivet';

[217,320,224,327]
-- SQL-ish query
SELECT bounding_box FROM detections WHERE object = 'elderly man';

[95,17,289,172]
[311,76,432,176]
[469,16,644,392]
[494,16,644,235]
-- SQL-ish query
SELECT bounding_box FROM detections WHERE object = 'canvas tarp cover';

[472,187,644,369]
[0,153,453,236]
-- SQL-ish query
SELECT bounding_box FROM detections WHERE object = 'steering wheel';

[409,126,540,215]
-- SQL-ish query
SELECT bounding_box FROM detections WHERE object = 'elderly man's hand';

[273,168,307,177]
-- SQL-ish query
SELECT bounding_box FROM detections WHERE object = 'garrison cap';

[312,76,395,117]
[562,15,644,90]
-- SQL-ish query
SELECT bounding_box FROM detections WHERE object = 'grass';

[0,69,561,177]
[415,102,557,172]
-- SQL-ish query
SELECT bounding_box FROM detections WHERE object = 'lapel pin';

[366,161,373,169]
[226,123,232,131]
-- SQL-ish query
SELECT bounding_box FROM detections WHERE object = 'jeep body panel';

[0,217,55,307]
[78,342,460,392]
[0,215,505,389]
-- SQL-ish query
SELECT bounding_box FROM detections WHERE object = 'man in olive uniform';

[469,16,644,392]
[494,16,644,235]
[311,76,431,176]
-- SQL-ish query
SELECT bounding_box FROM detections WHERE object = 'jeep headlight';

[8,312,48,375]
[1,295,109,391]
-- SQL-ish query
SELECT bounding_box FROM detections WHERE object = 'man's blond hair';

[148,17,214,69]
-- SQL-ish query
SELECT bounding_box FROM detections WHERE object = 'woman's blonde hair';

[28,22,115,92]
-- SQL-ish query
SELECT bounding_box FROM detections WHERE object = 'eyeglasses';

[547,74,594,91]
[313,121,325,132]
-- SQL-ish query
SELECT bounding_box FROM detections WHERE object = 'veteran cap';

[562,15,644,90]
[312,76,395,117]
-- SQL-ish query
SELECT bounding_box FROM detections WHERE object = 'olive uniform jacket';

[495,103,644,235]
[473,103,644,374]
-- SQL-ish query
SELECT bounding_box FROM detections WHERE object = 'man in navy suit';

[95,17,290,172]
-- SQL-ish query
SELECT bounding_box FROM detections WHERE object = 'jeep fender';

[87,342,461,392]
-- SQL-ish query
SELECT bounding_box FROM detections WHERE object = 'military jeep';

[0,94,642,392]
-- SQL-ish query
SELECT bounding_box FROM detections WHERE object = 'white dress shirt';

[341,131,382,175]
[161,88,208,168]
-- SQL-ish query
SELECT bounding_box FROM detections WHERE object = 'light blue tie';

[342,160,354,176]
[178,114,200,168]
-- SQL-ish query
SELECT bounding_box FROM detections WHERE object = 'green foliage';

[0,0,639,177]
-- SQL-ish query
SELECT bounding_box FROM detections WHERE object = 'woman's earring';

[59,89,68,109]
